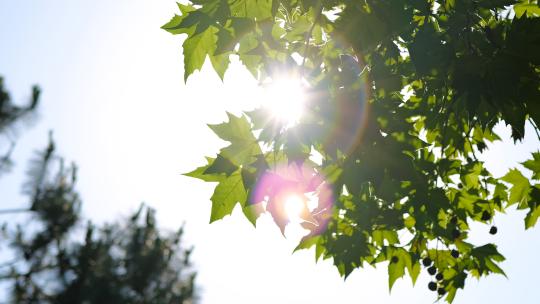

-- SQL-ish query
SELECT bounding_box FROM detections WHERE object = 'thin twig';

[301,1,324,76]
[465,120,479,161]
[528,118,540,142]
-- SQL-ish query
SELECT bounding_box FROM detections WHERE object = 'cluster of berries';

[422,256,457,296]
[424,211,499,297]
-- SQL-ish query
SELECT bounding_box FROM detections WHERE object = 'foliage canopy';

[164,0,540,301]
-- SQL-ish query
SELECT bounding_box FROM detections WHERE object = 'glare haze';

[0,1,539,303]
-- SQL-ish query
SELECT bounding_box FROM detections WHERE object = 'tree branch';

[0,208,30,215]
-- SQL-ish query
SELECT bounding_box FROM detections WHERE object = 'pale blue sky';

[0,1,539,303]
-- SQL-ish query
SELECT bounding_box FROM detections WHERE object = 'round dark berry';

[451,249,459,258]
[451,228,461,239]
[457,183,463,189]
[422,257,432,267]
[391,256,399,263]
[489,226,498,235]
[481,211,491,221]
[436,272,444,281]
[428,266,437,275]
[428,281,437,291]
[437,287,446,295]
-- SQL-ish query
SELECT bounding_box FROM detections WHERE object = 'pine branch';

[0,208,30,215]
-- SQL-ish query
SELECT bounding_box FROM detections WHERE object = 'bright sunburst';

[283,194,305,223]
[262,77,306,127]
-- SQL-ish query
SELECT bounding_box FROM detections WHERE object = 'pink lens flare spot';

[251,162,334,235]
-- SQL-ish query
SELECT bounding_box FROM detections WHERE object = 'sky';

[0,1,539,303]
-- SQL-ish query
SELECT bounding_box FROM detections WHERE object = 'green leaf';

[161,3,196,34]
[209,51,230,80]
[238,33,264,77]
[502,169,531,207]
[408,260,421,286]
[229,0,273,19]
[404,216,416,229]
[216,18,256,55]
[209,113,262,165]
[182,28,216,81]
[388,249,407,291]
[294,235,322,252]
[209,112,254,142]
[162,15,188,34]
[184,157,225,182]
[209,170,247,222]
[522,152,540,180]
[203,154,238,176]
[462,163,483,189]
[514,2,540,18]
[485,257,506,276]
[388,262,405,291]
[242,201,264,226]
[182,27,230,81]
[470,244,506,277]
[284,14,312,41]
[525,203,540,229]
[373,230,399,247]
[525,186,540,229]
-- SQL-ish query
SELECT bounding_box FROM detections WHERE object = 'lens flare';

[249,163,334,236]
[325,53,371,157]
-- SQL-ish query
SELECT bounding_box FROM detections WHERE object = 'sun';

[262,77,306,127]
[283,194,305,223]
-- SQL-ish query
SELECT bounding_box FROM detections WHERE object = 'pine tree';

[0,79,197,303]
